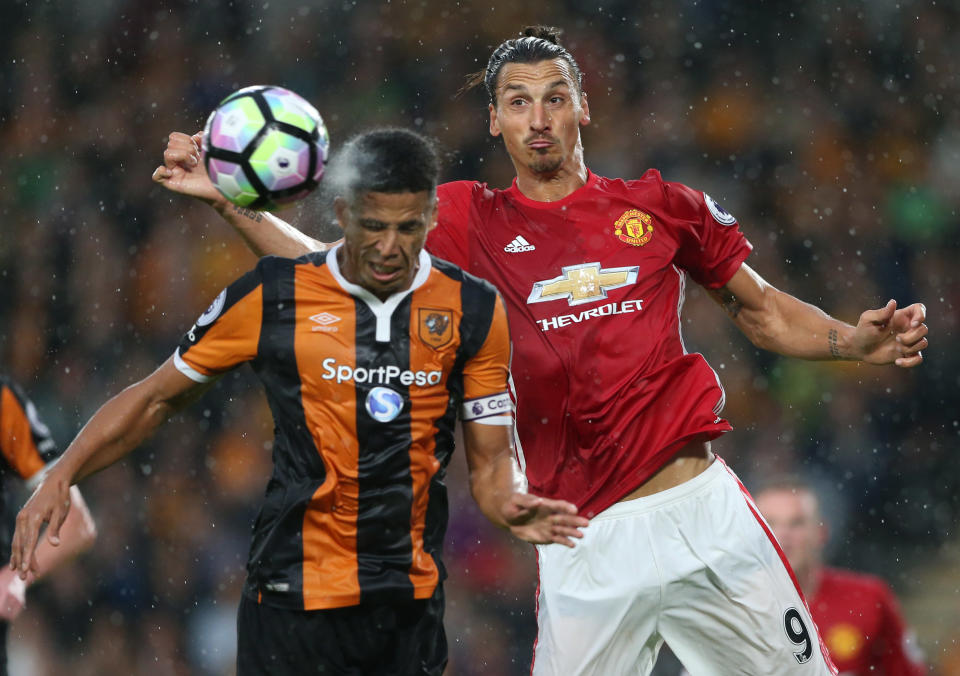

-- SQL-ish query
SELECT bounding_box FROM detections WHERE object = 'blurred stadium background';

[1,0,957,673]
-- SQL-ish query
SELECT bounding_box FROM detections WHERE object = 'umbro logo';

[504,235,535,253]
[310,312,341,333]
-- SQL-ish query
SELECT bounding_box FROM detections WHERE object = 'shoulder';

[439,180,478,206]
[430,257,503,323]
[430,255,497,294]
[596,168,665,191]
[254,252,326,277]
[439,179,504,208]
[593,169,700,212]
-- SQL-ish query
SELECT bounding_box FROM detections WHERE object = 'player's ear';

[333,196,350,229]
[578,91,591,126]
[426,196,439,233]
[489,103,501,137]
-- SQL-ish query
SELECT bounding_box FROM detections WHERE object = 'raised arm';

[152,131,330,258]
[462,421,588,547]
[10,357,214,578]
[709,262,928,366]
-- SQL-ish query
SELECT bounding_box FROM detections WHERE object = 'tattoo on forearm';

[717,288,743,318]
[828,328,841,358]
[232,204,263,222]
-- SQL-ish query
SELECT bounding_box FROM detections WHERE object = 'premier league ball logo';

[365,387,404,423]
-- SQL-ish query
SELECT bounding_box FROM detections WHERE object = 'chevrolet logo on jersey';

[527,262,639,306]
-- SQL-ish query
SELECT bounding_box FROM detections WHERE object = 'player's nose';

[374,229,401,257]
[530,102,550,131]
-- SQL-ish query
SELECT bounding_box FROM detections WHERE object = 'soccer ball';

[202,85,329,210]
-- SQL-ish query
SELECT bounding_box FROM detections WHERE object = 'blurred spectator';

[755,477,926,676]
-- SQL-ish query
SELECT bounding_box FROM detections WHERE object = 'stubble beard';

[529,153,563,175]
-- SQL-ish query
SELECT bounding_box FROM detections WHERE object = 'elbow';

[738,295,789,352]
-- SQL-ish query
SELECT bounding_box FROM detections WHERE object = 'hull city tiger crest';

[418,308,453,348]
[614,209,654,246]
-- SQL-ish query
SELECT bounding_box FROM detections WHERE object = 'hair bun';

[522,25,563,45]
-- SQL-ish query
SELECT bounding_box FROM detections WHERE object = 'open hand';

[151,131,225,205]
[851,300,928,367]
[504,493,589,547]
[9,475,72,580]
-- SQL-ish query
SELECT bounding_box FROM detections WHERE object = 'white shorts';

[532,458,837,676]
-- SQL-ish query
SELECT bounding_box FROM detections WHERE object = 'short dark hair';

[330,127,440,201]
[463,25,584,105]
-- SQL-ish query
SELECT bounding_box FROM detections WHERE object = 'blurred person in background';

[151,24,931,676]
[0,375,96,675]
[11,128,585,676]
[755,478,926,676]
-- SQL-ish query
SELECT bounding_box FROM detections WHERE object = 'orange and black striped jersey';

[175,246,512,611]
[0,375,59,561]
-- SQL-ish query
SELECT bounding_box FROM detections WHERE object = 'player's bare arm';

[10,358,214,578]
[462,421,588,547]
[709,262,928,367]
[152,131,326,258]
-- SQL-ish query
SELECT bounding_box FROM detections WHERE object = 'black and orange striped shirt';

[175,247,512,610]
[0,375,59,562]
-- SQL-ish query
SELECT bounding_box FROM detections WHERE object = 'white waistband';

[590,458,727,521]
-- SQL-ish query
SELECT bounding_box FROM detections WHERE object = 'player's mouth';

[367,261,405,283]
[527,139,554,150]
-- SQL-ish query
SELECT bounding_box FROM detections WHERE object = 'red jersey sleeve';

[0,377,58,482]
[876,581,926,675]
[428,181,474,268]
[665,180,753,289]
[175,266,264,382]
[460,292,512,422]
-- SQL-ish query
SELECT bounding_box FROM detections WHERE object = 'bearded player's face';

[335,190,437,300]
[489,58,590,176]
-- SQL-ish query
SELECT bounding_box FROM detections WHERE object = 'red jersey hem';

[578,424,732,518]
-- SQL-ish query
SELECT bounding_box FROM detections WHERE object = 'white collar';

[326,244,432,342]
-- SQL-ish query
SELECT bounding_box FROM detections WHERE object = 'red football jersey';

[428,169,752,517]
[810,567,925,676]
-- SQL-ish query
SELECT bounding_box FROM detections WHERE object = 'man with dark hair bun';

[12,127,585,675]
[151,26,928,676]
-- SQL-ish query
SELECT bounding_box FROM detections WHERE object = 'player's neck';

[513,151,588,203]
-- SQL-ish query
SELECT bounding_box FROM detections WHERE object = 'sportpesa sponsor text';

[322,358,442,386]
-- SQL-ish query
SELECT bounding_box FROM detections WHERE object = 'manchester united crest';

[418,308,453,349]
[614,209,654,246]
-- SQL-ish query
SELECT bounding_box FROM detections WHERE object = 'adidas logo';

[504,235,535,253]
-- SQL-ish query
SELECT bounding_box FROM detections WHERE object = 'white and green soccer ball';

[202,85,330,210]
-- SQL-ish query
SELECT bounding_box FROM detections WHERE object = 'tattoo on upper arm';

[828,328,841,359]
[714,286,743,319]
[232,204,263,223]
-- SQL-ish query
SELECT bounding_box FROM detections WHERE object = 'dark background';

[1,1,957,673]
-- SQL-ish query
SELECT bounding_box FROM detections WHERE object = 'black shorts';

[236,587,446,676]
